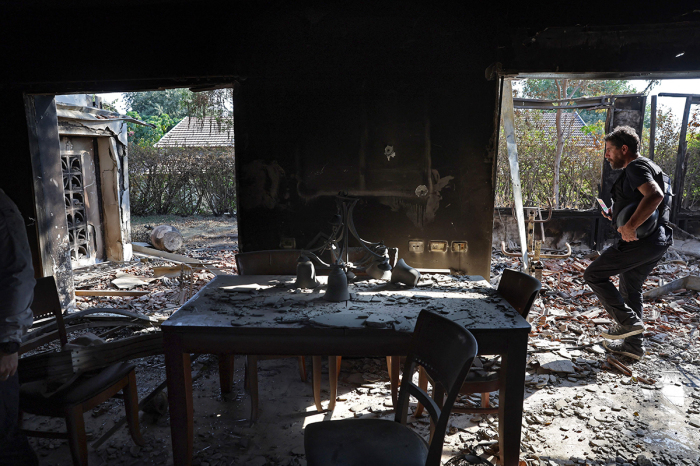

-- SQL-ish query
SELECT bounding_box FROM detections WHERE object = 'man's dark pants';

[583,239,668,349]
[0,373,39,466]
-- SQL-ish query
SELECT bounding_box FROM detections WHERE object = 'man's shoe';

[600,323,645,340]
[603,340,644,361]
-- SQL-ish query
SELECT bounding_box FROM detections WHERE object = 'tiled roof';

[537,111,596,146]
[155,116,234,147]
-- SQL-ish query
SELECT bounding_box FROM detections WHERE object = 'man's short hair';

[604,126,640,155]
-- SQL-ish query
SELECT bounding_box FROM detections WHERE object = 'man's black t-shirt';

[610,156,673,246]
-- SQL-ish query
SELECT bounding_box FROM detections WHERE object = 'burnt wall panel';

[1,2,699,286]
[235,11,499,279]
[0,92,41,277]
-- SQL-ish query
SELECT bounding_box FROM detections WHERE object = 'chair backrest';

[29,276,68,347]
[235,250,301,275]
[497,268,542,318]
[395,310,478,466]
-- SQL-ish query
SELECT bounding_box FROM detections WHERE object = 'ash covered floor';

[23,217,700,466]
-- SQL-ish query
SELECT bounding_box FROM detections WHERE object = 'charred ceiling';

[0,2,699,280]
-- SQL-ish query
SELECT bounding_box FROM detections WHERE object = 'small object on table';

[390,258,421,288]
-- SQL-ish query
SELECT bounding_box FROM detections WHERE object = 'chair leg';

[245,355,259,424]
[481,392,490,409]
[327,356,340,411]
[123,370,145,447]
[414,366,428,417]
[218,354,235,394]
[298,356,307,382]
[387,355,400,406]
[312,356,323,412]
[336,356,342,385]
[64,405,88,466]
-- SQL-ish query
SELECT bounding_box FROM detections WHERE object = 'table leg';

[245,355,259,424]
[218,354,234,394]
[498,332,528,466]
[327,356,340,411]
[312,356,323,412]
[164,333,193,466]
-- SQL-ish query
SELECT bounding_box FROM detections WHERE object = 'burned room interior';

[1,2,700,466]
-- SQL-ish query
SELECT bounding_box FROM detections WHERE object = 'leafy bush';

[496,110,602,209]
[128,144,236,216]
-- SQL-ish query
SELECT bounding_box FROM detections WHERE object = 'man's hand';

[0,352,18,381]
[618,223,638,242]
[601,210,612,221]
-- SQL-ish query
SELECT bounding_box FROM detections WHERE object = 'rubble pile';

[490,249,700,466]
[24,215,700,465]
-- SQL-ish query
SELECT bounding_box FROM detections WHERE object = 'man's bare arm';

[627,181,664,230]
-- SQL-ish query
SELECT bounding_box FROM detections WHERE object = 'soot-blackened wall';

[235,11,499,278]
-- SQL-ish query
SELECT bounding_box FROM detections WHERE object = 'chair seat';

[464,369,499,384]
[304,418,428,466]
[20,362,135,415]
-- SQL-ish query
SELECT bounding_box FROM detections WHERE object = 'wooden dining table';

[162,273,531,466]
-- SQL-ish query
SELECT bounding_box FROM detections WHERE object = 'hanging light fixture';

[299,194,396,301]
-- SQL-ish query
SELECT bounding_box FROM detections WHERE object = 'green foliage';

[127,111,179,147]
[124,89,190,120]
[125,88,234,147]
[128,144,236,216]
[498,82,700,213]
[100,98,120,113]
[496,110,602,209]
[521,79,641,125]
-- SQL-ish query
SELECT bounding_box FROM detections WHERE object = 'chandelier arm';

[347,204,385,260]
[302,251,332,269]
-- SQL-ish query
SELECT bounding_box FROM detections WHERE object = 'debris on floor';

[23,216,700,465]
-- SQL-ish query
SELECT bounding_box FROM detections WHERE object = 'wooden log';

[150,225,184,253]
[132,244,204,265]
[132,244,224,275]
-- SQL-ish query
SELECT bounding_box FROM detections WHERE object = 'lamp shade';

[366,258,392,280]
[295,255,320,289]
[324,265,350,302]
[390,258,420,287]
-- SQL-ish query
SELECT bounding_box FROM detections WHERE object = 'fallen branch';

[607,356,632,376]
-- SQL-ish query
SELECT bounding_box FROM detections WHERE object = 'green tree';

[519,79,644,207]
[124,89,190,120]
[125,88,234,146]
[127,111,177,147]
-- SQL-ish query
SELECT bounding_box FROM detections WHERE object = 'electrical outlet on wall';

[279,237,296,249]
[451,241,468,253]
[408,240,424,253]
[429,240,448,252]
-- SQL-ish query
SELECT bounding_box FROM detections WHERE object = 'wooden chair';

[18,276,144,466]
[417,268,541,419]
[304,310,478,466]
[232,250,331,421]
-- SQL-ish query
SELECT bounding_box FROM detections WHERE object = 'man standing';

[0,188,38,465]
[583,126,673,361]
